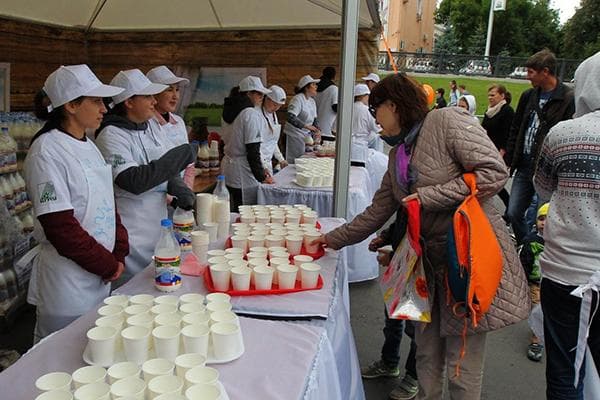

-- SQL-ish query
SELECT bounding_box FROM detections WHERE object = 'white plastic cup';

[239,213,255,224]
[206,249,226,258]
[209,264,231,291]
[301,262,322,289]
[277,264,298,289]
[103,295,129,308]
[206,301,232,313]
[35,372,72,392]
[152,325,181,361]
[253,266,273,290]
[224,247,244,255]
[155,394,187,400]
[207,256,228,267]
[181,324,210,357]
[202,222,219,242]
[182,311,210,327]
[267,246,287,257]
[109,376,146,399]
[230,266,251,291]
[270,213,285,224]
[230,235,248,254]
[150,304,178,316]
[121,326,151,365]
[205,293,231,303]
[285,235,304,256]
[154,295,179,307]
[34,391,73,400]
[184,366,219,390]
[248,258,269,269]
[185,383,221,400]
[269,257,290,269]
[142,358,175,383]
[247,235,265,248]
[95,315,125,333]
[265,235,285,248]
[126,313,154,330]
[174,353,207,378]
[210,322,244,360]
[210,310,239,327]
[154,312,182,328]
[227,259,248,270]
[179,302,206,315]
[73,382,110,400]
[302,211,318,225]
[129,294,155,307]
[303,232,322,254]
[293,254,314,267]
[148,375,184,399]
[97,305,123,318]
[87,326,117,366]
[107,362,140,384]
[191,230,209,265]
[72,366,106,389]
[123,304,151,318]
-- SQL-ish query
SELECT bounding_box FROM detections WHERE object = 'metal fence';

[378,51,582,82]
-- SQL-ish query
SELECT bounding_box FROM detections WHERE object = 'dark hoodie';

[317,77,336,93]
[222,95,253,124]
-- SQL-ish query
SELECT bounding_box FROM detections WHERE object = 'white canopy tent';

[1,0,382,218]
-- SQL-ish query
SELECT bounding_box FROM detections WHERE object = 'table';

[257,165,379,282]
[0,218,365,400]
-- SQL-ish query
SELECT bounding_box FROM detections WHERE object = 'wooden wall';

[0,17,379,111]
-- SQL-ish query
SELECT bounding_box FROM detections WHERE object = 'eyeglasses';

[369,100,384,118]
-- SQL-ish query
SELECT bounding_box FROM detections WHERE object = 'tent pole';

[333,0,360,218]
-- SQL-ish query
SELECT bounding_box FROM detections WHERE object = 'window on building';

[416,0,423,21]
[400,40,405,50]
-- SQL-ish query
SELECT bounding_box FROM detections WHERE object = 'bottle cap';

[161,219,172,227]
[217,175,225,181]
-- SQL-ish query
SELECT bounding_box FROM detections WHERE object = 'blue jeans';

[541,279,600,399]
[382,308,418,379]
[507,166,536,244]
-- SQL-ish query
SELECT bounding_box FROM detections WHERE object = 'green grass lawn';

[184,107,223,127]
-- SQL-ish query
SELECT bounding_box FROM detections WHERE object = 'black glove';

[168,177,195,211]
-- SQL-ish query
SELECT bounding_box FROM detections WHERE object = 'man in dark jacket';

[505,49,574,244]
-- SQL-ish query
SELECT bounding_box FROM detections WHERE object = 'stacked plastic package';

[195,192,230,243]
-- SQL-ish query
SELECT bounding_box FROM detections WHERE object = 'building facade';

[379,0,437,53]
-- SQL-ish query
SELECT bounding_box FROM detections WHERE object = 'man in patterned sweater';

[534,51,600,399]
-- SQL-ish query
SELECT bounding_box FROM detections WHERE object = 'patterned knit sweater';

[534,110,600,285]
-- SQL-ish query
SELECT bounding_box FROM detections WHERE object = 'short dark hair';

[459,84,466,90]
[436,88,445,96]
[322,66,336,80]
[451,80,457,85]
[525,49,557,75]
[369,73,429,131]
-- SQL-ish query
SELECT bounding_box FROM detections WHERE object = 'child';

[519,202,548,362]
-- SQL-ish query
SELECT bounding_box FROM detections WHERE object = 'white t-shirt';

[258,107,284,163]
[223,107,263,188]
[315,85,338,136]
[148,112,188,148]
[283,93,317,138]
[352,101,381,145]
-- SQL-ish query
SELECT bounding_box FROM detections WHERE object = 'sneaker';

[389,375,419,400]
[361,360,400,379]
[527,343,543,362]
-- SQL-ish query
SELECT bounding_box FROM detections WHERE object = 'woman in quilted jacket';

[312,73,529,400]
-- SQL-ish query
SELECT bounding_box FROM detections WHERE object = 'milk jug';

[154,219,182,292]
[173,208,194,251]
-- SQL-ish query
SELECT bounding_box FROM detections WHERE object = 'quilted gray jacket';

[326,107,530,337]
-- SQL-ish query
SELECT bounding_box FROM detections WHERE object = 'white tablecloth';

[257,165,379,282]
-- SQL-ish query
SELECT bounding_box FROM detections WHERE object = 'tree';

[562,0,600,59]
[433,25,461,54]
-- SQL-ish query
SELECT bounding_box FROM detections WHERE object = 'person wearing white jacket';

[352,83,383,152]
[259,85,288,175]
[284,75,321,163]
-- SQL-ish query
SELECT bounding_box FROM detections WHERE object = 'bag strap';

[405,199,422,256]
[462,173,478,196]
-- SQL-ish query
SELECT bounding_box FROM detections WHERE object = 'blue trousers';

[506,167,536,244]
[382,308,418,379]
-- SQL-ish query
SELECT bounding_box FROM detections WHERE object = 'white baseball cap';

[361,73,380,83]
[146,65,190,86]
[239,76,271,94]
[43,64,124,111]
[353,84,370,97]
[110,69,168,105]
[266,85,287,105]
[297,75,320,90]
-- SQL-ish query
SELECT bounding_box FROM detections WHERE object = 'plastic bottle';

[209,140,220,175]
[4,268,18,300]
[15,172,28,207]
[154,219,182,292]
[0,126,8,173]
[198,141,210,176]
[304,134,314,154]
[9,174,22,211]
[213,175,230,203]
[172,208,194,252]
[1,177,15,215]
[2,126,18,172]
[21,212,34,233]
[13,215,24,234]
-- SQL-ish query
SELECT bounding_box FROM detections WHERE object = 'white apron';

[222,154,259,205]
[284,94,317,163]
[261,123,282,175]
[27,143,116,341]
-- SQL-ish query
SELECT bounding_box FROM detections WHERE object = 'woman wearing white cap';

[283,75,321,163]
[259,85,288,175]
[24,64,128,340]
[352,83,383,152]
[95,69,196,282]
[361,72,381,91]
[221,76,274,210]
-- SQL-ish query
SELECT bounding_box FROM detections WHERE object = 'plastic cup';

[253,266,273,290]
[181,324,210,357]
[210,310,239,327]
[34,391,72,400]
[230,235,248,254]
[277,264,298,289]
[148,375,184,399]
[36,372,72,392]
[103,295,129,308]
[184,366,219,390]
[142,358,174,383]
[185,383,221,400]
[155,394,187,400]
[227,259,248,269]
[152,325,181,361]
[150,304,178,316]
[182,312,211,327]
[205,293,231,303]
[285,213,302,225]
[202,222,219,242]
[270,257,290,269]
[246,252,267,262]
[209,264,231,291]
[109,377,146,399]
[301,262,322,289]
[303,232,322,254]
[174,353,207,378]
[249,258,269,269]
[154,312,182,328]
[123,304,150,318]
[265,235,285,248]
[179,302,206,315]
[179,293,205,305]
[107,362,140,384]
[270,214,285,224]
[97,305,123,318]
[87,326,117,366]
[154,295,179,307]
[206,249,226,258]
[73,382,110,400]
[254,214,270,224]
[224,247,244,255]
[206,301,232,313]
[121,326,150,364]
[95,315,125,332]
[247,235,265,248]
[285,235,304,256]
[210,322,244,360]
[239,214,255,224]
[267,246,287,257]
[126,313,154,330]
[129,294,155,306]
[72,366,106,389]
[302,212,318,225]
[230,266,251,291]
[191,235,209,265]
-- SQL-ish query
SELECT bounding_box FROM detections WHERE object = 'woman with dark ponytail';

[24,65,129,341]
